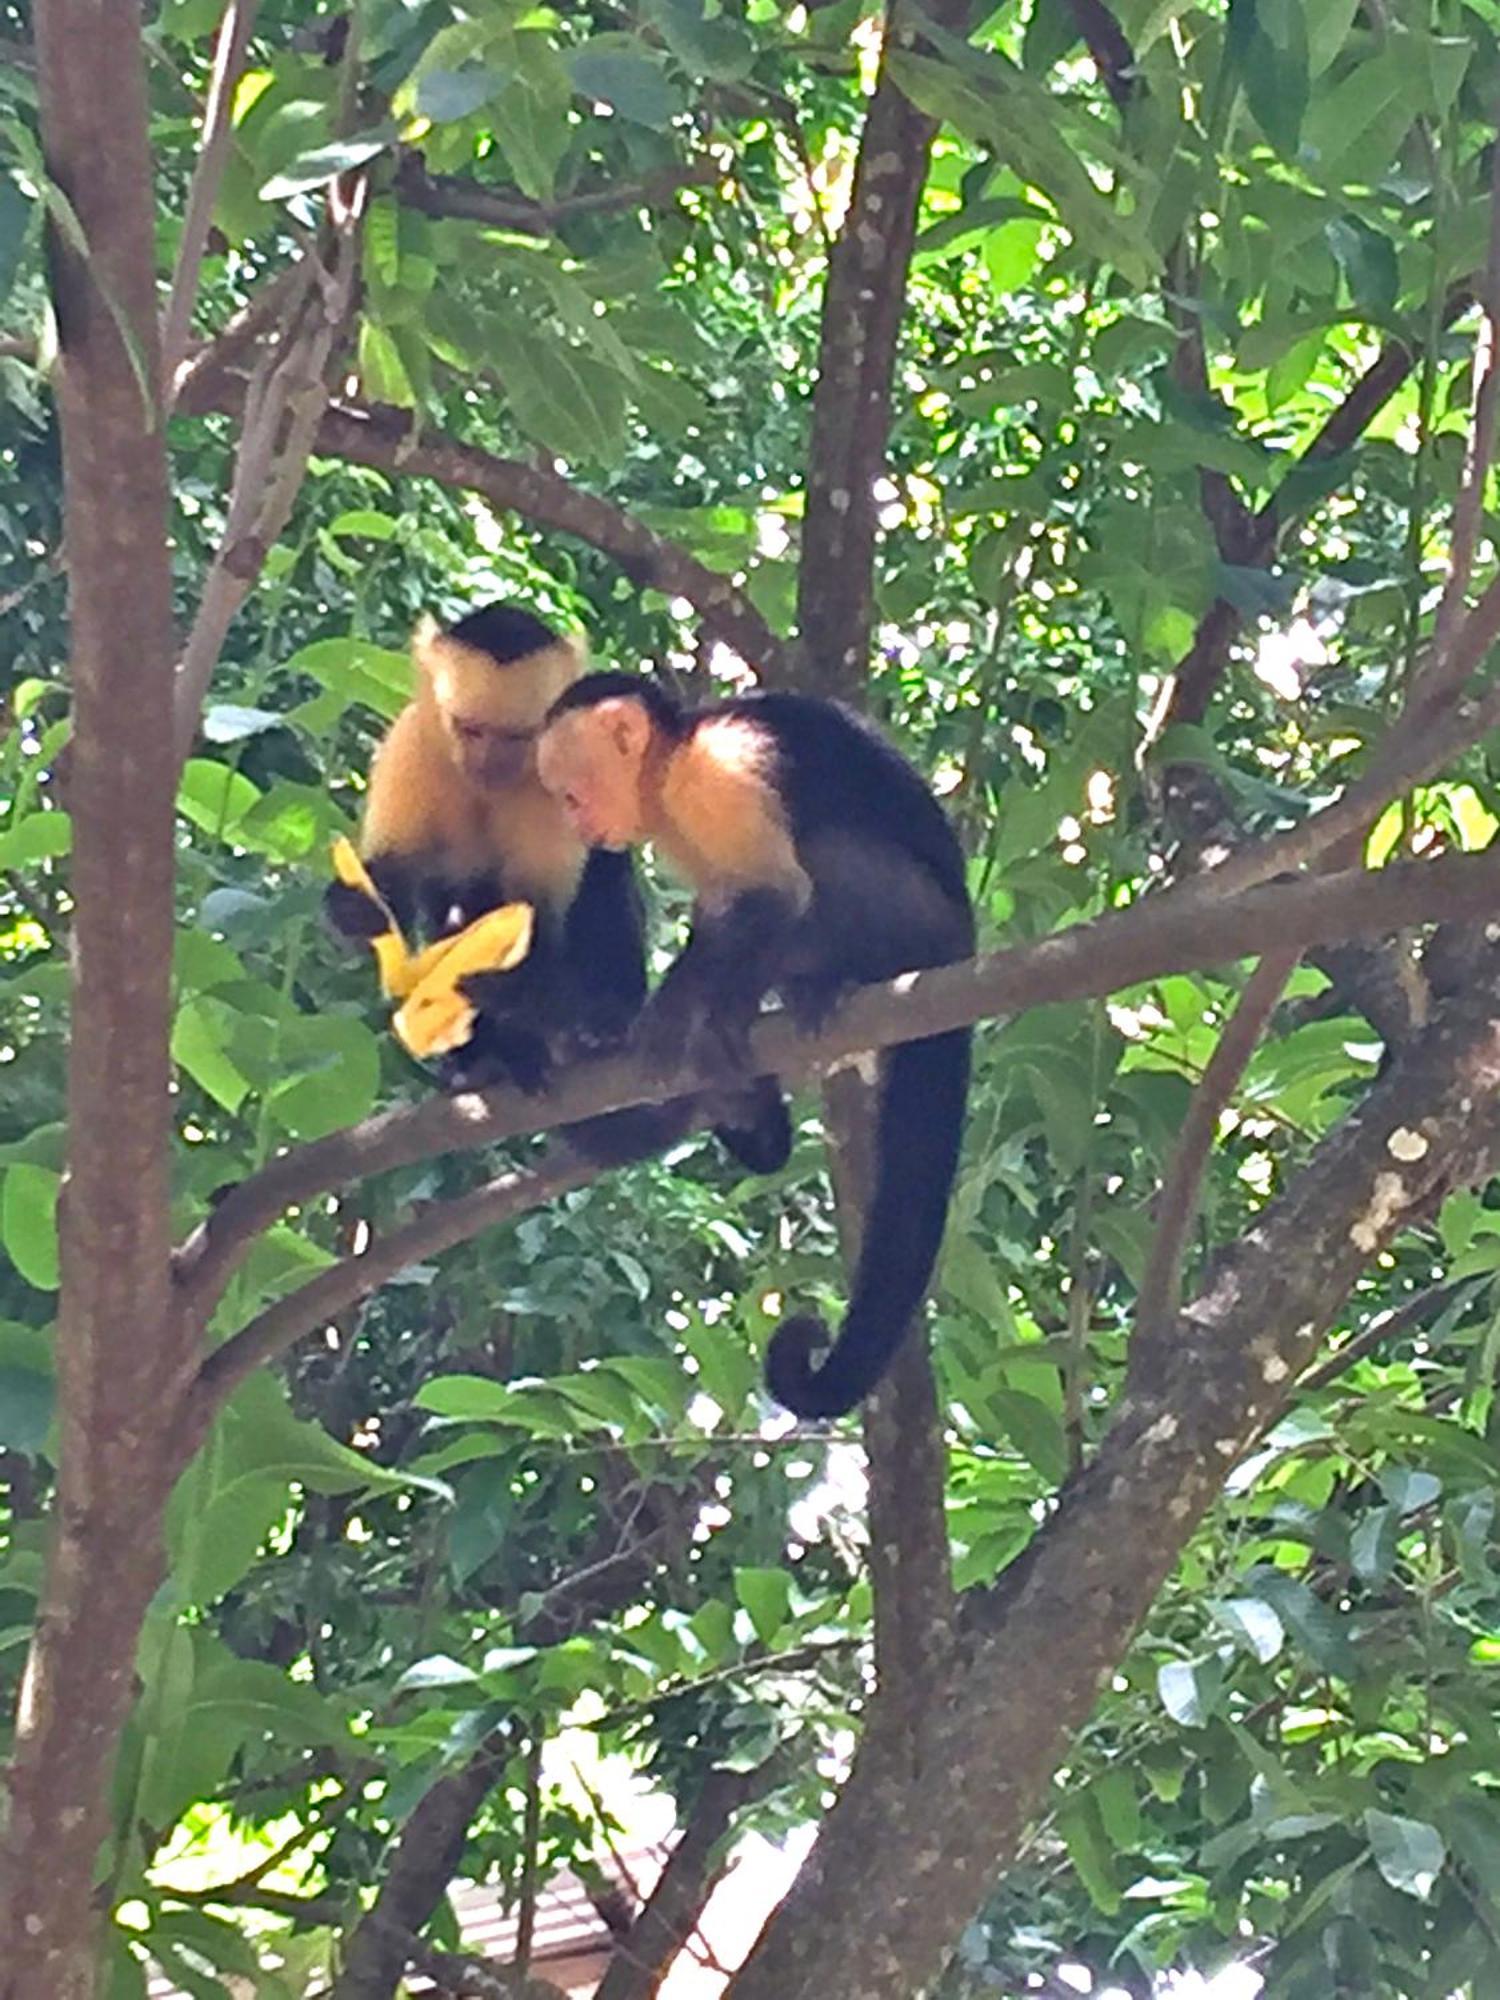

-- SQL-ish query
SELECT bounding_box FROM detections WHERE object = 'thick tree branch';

[792,0,972,697]
[161,0,261,392]
[393,154,721,237]
[174,849,1500,1406]
[329,1735,511,2000]
[0,4,180,1991]
[178,377,796,681]
[725,959,1500,2000]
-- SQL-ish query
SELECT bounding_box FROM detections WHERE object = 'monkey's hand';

[324,879,389,944]
[436,1021,552,1097]
[633,992,750,1087]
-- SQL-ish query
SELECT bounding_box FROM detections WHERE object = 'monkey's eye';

[454,719,487,743]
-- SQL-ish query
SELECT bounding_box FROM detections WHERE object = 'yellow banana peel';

[330,836,534,1057]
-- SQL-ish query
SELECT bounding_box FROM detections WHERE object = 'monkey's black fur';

[547,676,974,1419]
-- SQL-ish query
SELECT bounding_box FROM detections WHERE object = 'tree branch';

[1431,139,1500,675]
[1159,290,1473,732]
[178,378,796,682]
[161,0,261,393]
[792,0,973,698]
[594,1758,785,2000]
[174,848,1500,1405]
[0,4,181,1988]
[174,189,366,767]
[393,154,721,237]
[329,1737,512,2000]
[1136,946,1301,1338]
[186,1151,594,1424]
[725,958,1500,1999]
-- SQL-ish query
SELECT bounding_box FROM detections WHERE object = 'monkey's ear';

[412,612,442,676]
[561,632,590,677]
[601,697,653,762]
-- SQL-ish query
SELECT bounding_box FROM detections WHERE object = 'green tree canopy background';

[6,0,1500,1996]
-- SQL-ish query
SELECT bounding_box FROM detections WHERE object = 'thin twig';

[394,154,722,235]
[1136,947,1301,1338]
[184,1149,594,1420]
[1298,1279,1469,1394]
[1429,135,1500,679]
[173,179,367,766]
[515,1735,544,1983]
[161,0,262,395]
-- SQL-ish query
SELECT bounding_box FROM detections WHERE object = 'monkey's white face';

[537,703,651,848]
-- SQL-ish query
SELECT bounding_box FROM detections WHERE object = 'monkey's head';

[416,603,585,791]
[538,674,683,848]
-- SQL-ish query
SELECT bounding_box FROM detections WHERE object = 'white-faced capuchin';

[323,603,647,1096]
[536,675,974,1419]
[324,606,790,1175]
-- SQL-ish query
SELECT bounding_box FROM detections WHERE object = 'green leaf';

[261,129,394,201]
[1365,1808,1446,1900]
[989,1388,1069,1484]
[417,1375,544,1423]
[284,635,412,720]
[1326,215,1399,317]
[643,0,756,80]
[569,41,685,129]
[1245,1569,1356,1678]
[735,1566,792,1647]
[172,996,254,1113]
[489,324,630,466]
[178,760,264,839]
[1057,1788,1122,1914]
[264,1014,381,1139]
[358,317,416,407]
[2,1163,59,1290]
[1158,1656,1222,1727]
[414,67,507,123]
[0,1322,53,1453]
[1210,1595,1285,1663]
[1350,1504,1400,1582]
[0,811,71,870]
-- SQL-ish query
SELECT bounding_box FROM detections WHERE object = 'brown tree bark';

[792,0,972,698]
[0,3,180,1994]
[726,966,1500,1998]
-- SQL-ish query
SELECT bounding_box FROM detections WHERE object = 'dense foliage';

[6,0,1500,1994]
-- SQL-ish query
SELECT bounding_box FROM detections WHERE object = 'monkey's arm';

[560,848,649,1046]
[634,885,800,1079]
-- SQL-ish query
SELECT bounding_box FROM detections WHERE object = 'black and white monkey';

[536,675,974,1418]
[323,605,789,1173]
[323,602,647,1096]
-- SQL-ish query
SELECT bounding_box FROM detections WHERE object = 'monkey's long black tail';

[764,1026,971,1419]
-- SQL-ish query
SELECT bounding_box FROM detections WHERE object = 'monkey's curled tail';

[764,1026,971,1419]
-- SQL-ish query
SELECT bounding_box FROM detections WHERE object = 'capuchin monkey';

[324,602,647,1095]
[324,605,790,1173]
[536,674,974,1419]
